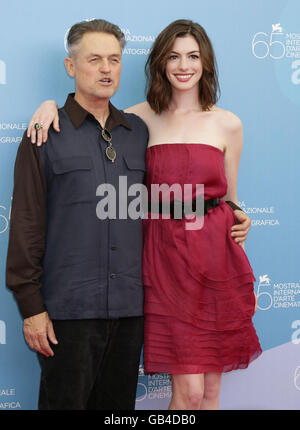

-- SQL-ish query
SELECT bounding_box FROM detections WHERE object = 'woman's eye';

[168,55,178,60]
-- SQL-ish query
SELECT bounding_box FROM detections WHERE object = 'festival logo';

[238,201,280,228]
[252,23,300,61]
[256,274,300,311]
[136,364,172,403]
[0,198,11,234]
[252,19,300,106]
[63,20,155,56]
[0,60,6,85]
[252,24,286,60]
[0,385,21,409]
[0,123,26,144]
[252,20,300,100]
[0,401,21,409]
[121,28,155,56]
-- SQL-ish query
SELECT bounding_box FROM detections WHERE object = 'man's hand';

[27,100,60,146]
[231,209,251,247]
[23,311,58,357]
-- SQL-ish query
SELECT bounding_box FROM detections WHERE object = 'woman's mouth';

[174,74,193,82]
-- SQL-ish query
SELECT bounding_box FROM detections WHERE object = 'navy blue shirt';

[6,94,149,320]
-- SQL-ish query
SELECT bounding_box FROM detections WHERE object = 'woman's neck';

[168,87,202,113]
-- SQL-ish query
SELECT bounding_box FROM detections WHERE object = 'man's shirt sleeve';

[6,134,47,319]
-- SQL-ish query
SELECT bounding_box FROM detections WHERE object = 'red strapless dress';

[142,144,262,375]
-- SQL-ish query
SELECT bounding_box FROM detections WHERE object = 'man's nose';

[100,59,111,73]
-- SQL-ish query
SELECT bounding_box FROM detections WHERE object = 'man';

[6,19,250,410]
[6,19,148,410]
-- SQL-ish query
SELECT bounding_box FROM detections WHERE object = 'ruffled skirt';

[142,201,262,374]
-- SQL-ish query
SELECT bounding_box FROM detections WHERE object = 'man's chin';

[94,85,119,98]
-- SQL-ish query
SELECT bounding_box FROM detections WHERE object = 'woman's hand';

[254,294,258,312]
[231,209,251,247]
[27,100,60,146]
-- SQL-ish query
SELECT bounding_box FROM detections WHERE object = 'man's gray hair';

[67,19,126,57]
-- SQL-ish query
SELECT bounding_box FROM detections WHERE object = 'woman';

[27,19,261,410]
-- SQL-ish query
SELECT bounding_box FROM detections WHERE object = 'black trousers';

[37,317,144,410]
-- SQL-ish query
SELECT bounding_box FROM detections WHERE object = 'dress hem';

[144,348,263,376]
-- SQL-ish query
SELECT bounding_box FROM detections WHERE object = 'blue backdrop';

[0,0,300,410]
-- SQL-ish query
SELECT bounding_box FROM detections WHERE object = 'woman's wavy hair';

[145,19,220,113]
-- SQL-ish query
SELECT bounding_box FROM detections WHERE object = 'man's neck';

[74,93,110,128]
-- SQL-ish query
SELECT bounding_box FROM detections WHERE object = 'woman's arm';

[221,112,251,247]
[27,100,59,145]
[26,100,151,146]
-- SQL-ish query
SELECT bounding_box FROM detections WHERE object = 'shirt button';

[110,273,117,279]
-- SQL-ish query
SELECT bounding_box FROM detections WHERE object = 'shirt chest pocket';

[52,156,95,204]
[123,154,146,187]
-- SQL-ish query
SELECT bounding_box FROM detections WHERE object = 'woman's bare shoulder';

[211,106,243,133]
[125,101,156,126]
[125,101,152,115]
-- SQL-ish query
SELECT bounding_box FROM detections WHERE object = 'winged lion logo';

[272,23,283,33]
[259,274,271,285]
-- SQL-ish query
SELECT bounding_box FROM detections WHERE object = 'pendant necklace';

[101,128,116,163]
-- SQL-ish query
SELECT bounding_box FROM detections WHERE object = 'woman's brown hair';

[145,19,220,113]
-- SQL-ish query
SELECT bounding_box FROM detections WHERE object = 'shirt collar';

[63,93,132,132]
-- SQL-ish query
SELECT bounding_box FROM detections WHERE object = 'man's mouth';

[99,78,112,84]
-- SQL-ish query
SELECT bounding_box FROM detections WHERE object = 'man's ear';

[64,57,75,78]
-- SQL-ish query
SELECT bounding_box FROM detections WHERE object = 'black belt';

[148,197,220,219]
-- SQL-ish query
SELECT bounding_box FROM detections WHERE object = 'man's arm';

[6,135,57,356]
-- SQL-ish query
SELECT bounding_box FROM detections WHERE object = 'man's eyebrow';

[87,53,122,58]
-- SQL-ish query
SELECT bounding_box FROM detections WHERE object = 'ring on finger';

[34,122,43,130]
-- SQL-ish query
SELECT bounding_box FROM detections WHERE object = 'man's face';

[65,32,122,103]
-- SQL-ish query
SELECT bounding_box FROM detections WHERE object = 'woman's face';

[165,34,203,92]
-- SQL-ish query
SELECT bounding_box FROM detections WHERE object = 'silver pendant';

[102,128,112,142]
[101,128,116,163]
[106,145,116,163]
